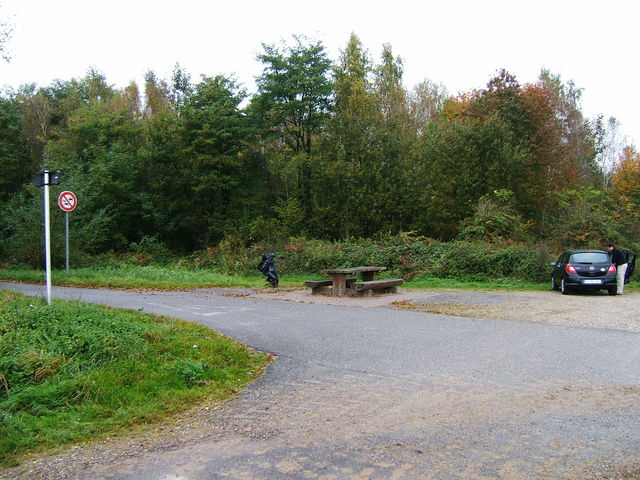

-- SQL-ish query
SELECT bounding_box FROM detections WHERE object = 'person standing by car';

[608,243,628,295]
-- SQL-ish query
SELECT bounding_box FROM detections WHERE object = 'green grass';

[0,265,311,290]
[403,276,549,291]
[0,290,270,468]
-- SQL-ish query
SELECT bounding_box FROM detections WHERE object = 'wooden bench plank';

[353,279,403,291]
[352,278,403,296]
[304,280,333,288]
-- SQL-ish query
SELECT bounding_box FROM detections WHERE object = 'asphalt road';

[1,282,639,480]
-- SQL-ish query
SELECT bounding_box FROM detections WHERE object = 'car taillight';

[608,264,616,273]
[565,264,577,274]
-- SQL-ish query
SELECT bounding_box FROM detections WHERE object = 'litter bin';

[258,253,279,288]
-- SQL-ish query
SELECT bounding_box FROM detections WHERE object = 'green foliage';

[0,188,46,267]
[0,290,269,466]
[127,236,175,266]
[179,75,261,246]
[0,181,114,268]
[553,187,617,248]
[249,234,553,283]
[0,95,31,202]
[459,189,529,243]
[253,36,332,154]
[274,197,306,237]
[174,359,209,387]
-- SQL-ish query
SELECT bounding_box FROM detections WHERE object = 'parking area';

[254,287,640,333]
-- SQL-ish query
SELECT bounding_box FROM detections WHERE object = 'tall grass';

[0,265,277,289]
[0,290,270,467]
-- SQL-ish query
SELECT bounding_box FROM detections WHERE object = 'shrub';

[204,233,553,283]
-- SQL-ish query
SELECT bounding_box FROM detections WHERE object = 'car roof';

[565,249,607,254]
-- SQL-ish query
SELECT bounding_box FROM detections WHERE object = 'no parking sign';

[58,191,77,212]
[57,191,77,273]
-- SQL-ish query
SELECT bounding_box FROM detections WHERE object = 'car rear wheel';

[608,287,617,296]
[561,278,570,295]
[551,277,559,290]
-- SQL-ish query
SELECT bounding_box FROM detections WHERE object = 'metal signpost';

[58,191,77,273]
[31,169,61,305]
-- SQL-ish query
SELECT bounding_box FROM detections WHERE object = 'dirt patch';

[393,290,640,332]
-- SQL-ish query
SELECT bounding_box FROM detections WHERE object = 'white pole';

[65,211,69,273]
[43,169,52,305]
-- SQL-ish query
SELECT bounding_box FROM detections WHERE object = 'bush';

[127,236,175,266]
[198,233,553,283]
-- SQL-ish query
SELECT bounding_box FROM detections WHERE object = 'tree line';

[1,33,639,266]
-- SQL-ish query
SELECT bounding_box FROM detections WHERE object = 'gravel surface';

[1,283,639,479]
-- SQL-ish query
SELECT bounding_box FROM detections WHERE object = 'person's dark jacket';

[610,247,628,267]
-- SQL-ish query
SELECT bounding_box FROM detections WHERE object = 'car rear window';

[570,252,610,263]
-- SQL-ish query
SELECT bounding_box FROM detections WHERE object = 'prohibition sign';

[58,191,77,212]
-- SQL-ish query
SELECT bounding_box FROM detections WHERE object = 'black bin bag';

[258,253,279,288]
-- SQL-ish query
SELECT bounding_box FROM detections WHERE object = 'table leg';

[332,273,348,296]
[362,271,375,281]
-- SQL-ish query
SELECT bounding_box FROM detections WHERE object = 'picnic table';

[305,266,403,297]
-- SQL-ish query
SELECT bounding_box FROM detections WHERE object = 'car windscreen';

[569,252,610,263]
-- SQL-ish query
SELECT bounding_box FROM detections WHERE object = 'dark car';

[551,249,618,295]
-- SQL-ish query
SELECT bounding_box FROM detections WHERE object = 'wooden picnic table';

[320,266,387,296]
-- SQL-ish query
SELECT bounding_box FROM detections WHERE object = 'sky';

[1,0,638,147]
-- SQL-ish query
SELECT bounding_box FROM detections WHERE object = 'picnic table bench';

[352,278,403,296]
[306,266,403,296]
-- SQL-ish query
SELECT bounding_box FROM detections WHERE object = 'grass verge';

[0,290,270,468]
[403,276,548,291]
[0,266,265,289]
[0,265,311,290]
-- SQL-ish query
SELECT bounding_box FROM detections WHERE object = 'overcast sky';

[1,0,638,147]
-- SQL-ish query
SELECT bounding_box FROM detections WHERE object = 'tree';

[314,33,380,237]
[179,75,254,246]
[611,146,640,198]
[43,78,147,251]
[594,116,627,190]
[372,43,416,233]
[409,79,449,134]
[375,44,405,119]
[17,86,52,166]
[171,63,192,110]
[538,69,599,186]
[144,71,172,116]
[410,109,529,238]
[250,36,333,230]
[253,36,332,155]
[610,146,640,241]
[0,93,30,202]
[412,69,600,237]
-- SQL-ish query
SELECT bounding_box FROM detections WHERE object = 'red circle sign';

[58,191,77,212]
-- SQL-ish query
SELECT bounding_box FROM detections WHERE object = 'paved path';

[1,283,639,479]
